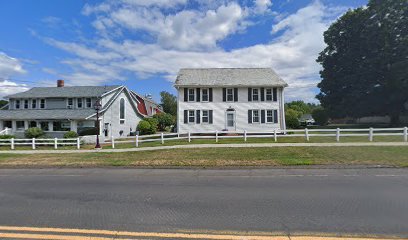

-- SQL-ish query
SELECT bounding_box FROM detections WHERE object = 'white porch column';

[48,121,53,132]
[0,120,4,130]
[11,120,17,132]
[24,120,29,130]
[70,120,78,132]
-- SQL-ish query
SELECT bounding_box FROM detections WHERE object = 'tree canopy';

[0,100,8,109]
[160,91,177,116]
[317,0,408,125]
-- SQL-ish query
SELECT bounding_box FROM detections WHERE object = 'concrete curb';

[0,142,407,154]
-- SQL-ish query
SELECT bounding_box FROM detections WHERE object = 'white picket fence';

[106,127,408,149]
[0,137,81,150]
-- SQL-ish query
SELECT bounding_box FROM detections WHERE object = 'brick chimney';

[57,79,64,87]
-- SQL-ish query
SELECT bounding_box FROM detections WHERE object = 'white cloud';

[0,52,28,98]
[254,0,272,14]
[44,1,347,103]
[0,80,29,99]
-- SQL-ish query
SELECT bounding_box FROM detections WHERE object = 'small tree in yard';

[64,131,78,138]
[285,109,301,129]
[25,127,44,138]
[137,119,157,135]
[153,113,175,131]
[312,108,329,126]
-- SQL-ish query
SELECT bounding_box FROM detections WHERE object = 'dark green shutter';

[222,88,226,102]
[261,110,265,123]
[184,110,188,123]
[184,88,188,102]
[248,110,252,123]
[248,88,252,101]
[273,88,277,101]
[260,88,265,101]
[209,88,213,102]
[234,88,238,102]
[209,110,213,124]
[274,110,278,123]
[196,88,200,102]
[196,110,200,124]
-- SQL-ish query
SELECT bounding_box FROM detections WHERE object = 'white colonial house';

[175,68,288,133]
[0,80,161,139]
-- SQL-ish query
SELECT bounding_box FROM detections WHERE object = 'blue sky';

[0,0,367,103]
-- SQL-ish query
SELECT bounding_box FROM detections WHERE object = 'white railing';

[0,138,81,150]
[0,127,10,135]
[105,127,408,148]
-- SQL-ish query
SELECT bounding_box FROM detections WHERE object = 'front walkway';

[1,142,407,154]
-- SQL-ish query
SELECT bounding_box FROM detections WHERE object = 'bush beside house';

[285,109,301,129]
[24,127,45,138]
[153,113,175,131]
[63,131,78,138]
[137,118,158,135]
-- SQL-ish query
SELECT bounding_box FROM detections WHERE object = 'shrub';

[24,127,44,138]
[153,113,175,131]
[285,109,301,129]
[78,127,98,136]
[312,108,329,126]
[0,134,15,139]
[63,131,78,138]
[137,120,156,135]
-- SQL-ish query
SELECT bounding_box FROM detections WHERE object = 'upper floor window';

[252,89,259,101]
[24,99,29,109]
[15,100,20,109]
[188,89,195,102]
[67,98,73,109]
[86,98,92,108]
[32,99,37,109]
[266,89,273,101]
[226,88,234,102]
[202,89,209,102]
[119,98,125,124]
[40,99,46,109]
[77,98,83,108]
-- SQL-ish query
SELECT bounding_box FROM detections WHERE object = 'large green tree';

[0,100,8,109]
[317,0,408,125]
[160,91,177,116]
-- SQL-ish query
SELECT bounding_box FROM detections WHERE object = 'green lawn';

[0,146,407,167]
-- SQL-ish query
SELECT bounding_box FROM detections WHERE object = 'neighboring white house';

[175,68,288,133]
[0,80,161,139]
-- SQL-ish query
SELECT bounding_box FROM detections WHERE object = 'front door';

[226,112,236,131]
[104,123,109,137]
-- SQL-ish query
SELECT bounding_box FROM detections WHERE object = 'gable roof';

[175,68,288,87]
[5,85,121,99]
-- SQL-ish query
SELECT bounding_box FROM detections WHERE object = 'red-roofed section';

[135,95,148,116]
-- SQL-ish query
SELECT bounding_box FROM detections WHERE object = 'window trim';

[266,109,274,123]
[23,99,29,109]
[188,89,195,102]
[86,98,92,108]
[202,110,210,124]
[201,88,209,102]
[188,110,195,124]
[265,88,273,101]
[119,98,125,124]
[252,88,260,101]
[39,99,46,109]
[67,98,73,109]
[15,99,20,109]
[226,88,234,102]
[252,109,260,123]
[31,99,37,109]
[77,98,83,109]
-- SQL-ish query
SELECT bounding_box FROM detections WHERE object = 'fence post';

[244,130,247,142]
[188,131,191,143]
[11,138,14,150]
[336,128,340,142]
[215,130,218,143]
[369,127,374,142]
[135,134,139,147]
[32,138,36,150]
[274,129,277,142]
[161,132,164,144]
[54,138,58,149]
[111,136,115,149]
[76,138,80,149]
[404,127,407,142]
[305,128,309,141]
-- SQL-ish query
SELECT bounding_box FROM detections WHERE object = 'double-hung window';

[15,100,20,109]
[32,99,37,109]
[188,110,195,123]
[77,98,83,108]
[188,89,195,102]
[252,110,260,123]
[226,88,234,102]
[266,110,274,123]
[202,110,209,123]
[40,99,46,109]
[252,89,259,101]
[86,98,92,108]
[266,88,273,101]
[67,98,73,108]
[24,99,29,109]
[202,89,209,102]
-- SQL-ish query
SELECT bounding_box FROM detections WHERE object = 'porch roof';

[0,109,95,120]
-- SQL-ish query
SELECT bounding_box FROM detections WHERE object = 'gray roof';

[175,68,288,87]
[5,85,121,99]
[0,109,95,120]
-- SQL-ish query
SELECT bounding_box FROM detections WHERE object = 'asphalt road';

[0,168,407,237]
